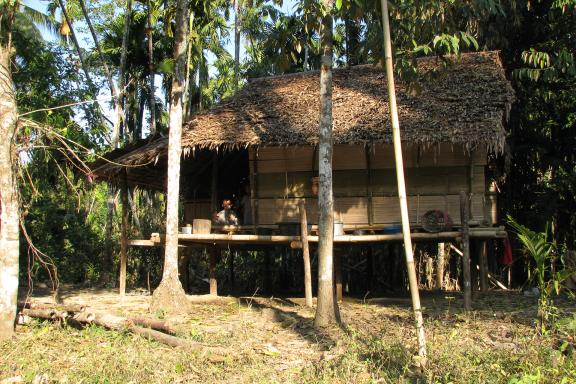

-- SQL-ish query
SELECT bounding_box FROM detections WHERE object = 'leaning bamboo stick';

[380,0,426,359]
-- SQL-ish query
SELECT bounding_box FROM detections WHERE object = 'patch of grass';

[2,293,576,383]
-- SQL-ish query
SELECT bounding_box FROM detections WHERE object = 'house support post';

[119,171,128,296]
[334,250,342,302]
[209,247,218,296]
[460,191,472,309]
[478,240,488,292]
[300,201,313,307]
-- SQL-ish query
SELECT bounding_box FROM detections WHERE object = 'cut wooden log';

[129,326,187,347]
[130,316,176,335]
[21,308,66,321]
[20,302,86,313]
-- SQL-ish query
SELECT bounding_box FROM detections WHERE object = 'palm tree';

[150,0,189,313]
[314,0,341,328]
[0,0,59,339]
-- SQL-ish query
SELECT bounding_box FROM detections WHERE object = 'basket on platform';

[421,210,453,233]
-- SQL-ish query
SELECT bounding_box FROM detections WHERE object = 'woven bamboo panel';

[257,159,287,173]
[284,147,315,172]
[371,144,418,168]
[371,166,485,195]
[257,198,319,224]
[333,145,367,170]
[372,194,487,225]
[371,143,487,169]
[334,170,369,196]
[334,197,370,224]
[418,143,487,166]
[254,146,315,173]
[184,200,212,223]
[258,170,371,198]
[256,197,368,225]
[257,173,286,198]
[287,171,313,197]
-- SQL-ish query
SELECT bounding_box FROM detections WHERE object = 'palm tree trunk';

[146,0,156,136]
[151,0,189,313]
[118,0,132,142]
[233,0,241,92]
[78,0,123,147]
[57,0,94,90]
[0,45,19,339]
[314,2,340,328]
[79,0,127,285]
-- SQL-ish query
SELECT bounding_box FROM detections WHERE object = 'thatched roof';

[92,51,514,179]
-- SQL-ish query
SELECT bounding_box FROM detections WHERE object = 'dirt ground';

[1,287,575,383]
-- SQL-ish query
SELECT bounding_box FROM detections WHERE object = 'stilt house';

[93,51,514,236]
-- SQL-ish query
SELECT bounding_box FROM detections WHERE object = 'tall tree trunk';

[314,2,340,328]
[233,0,240,92]
[79,0,126,284]
[0,45,19,339]
[150,0,189,313]
[183,10,195,121]
[118,0,133,142]
[57,0,94,90]
[78,0,123,147]
[146,0,156,136]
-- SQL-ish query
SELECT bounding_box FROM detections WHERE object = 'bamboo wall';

[250,144,491,226]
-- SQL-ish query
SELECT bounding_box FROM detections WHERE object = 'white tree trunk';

[234,0,241,92]
[151,0,189,313]
[314,3,340,328]
[0,45,19,339]
[146,0,156,135]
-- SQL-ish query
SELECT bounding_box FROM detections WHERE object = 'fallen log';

[129,326,187,347]
[21,309,223,352]
[21,308,67,321]
[130,316,176,335]
[19,302,86,313]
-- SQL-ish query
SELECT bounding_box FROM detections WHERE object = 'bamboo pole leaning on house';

[437,242,445,290]
[299,201,313,308]
[379,0,427,360]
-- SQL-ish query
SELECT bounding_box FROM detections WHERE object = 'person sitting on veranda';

[212,199,239,225]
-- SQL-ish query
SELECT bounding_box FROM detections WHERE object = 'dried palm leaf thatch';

[92,51,514,181]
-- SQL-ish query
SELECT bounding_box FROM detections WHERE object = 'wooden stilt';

[366,246,374,293]
[229,251,235,293]
[334,250,342,302]
[209,247,218,296]
[179,251,190,293]
[119,172,128,296]
[478,240,488,292]
[470,241,479,292]
[460,191,472,310]
[436,242,445,290]
[300,201,313,307]
[263,248,271,294]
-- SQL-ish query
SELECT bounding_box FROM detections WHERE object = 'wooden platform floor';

[129,227,507,247]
